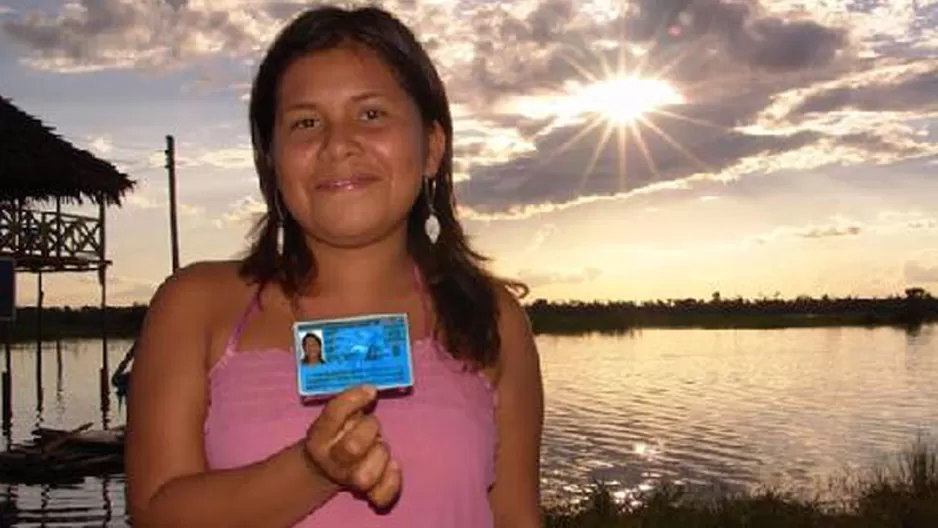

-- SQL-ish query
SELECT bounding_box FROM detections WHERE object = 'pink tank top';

[202,268,497,527]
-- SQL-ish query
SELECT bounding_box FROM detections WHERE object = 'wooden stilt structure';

[0,95,135,443]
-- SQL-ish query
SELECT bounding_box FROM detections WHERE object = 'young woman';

[124,5,544,528]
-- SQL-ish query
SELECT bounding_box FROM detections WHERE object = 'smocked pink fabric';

[202,271,497,527]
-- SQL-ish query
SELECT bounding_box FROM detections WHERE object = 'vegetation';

[527,288,937,335]
[543,437,938,527]
[1,304,145,343]
[2,289,936,343]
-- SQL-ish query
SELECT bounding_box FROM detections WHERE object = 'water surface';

[2,325,936,525]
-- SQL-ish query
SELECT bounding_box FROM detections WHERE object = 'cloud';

[878,211,938,231]
[797,224,862,239]
[123,183,205,218]
[623,0,848,71]
[197,146,255,170]
[457,105,825,216]
[1,0,268,72]
[524,223,559,253]
[517,266,602,288]
[4,0,936,220]
[88,136,115,156]
[750,218,863,244]
[749,211,938,245]
[213,195,266,228]
[451,2,936,218]
[126,193,161,210]
[77,274,158,305]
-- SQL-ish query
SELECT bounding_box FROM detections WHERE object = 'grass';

[543,438,938,527]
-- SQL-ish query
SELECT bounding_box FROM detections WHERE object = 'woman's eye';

[362,108,386,121]
[291,117,319,130]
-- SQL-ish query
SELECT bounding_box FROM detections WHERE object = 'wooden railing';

[0,201,103,265]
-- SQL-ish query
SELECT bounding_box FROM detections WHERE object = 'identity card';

[293,313,414,399]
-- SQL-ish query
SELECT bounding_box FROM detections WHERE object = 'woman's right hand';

[303,386,402,509]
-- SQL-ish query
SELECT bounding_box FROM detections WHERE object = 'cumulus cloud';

[3,0,936,219]
[455,1,937,218]
[1,0,268,72]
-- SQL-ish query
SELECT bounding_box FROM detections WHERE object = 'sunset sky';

[2,0,937,307]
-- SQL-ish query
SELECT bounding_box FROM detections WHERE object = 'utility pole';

[165,135,180,273]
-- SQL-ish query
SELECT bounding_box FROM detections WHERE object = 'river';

[2,324,937,525]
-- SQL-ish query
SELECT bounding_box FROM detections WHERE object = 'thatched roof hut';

[0,95,136,205]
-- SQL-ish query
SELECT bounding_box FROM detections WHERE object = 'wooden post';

[98,198,110,428]
[36,269,42,354]
[2,322,11,435]
[166,135,180,273]
[36,268,43,410]
[55,197,62,260]
[55,338,63,396]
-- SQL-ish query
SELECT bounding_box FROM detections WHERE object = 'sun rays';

[575,77,684,125]
[499,30,738,199]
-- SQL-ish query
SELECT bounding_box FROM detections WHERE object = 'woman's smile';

[314,173,382,192]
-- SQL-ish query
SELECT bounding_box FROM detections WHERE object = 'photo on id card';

[294,313,414,399]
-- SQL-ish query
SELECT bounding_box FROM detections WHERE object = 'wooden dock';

[0,422,123,484]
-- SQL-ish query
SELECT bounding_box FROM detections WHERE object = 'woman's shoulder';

[147,259,254,316]
[493,278,530,328]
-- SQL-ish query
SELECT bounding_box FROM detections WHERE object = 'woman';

[301,332,323,365]
[124,5,544,528]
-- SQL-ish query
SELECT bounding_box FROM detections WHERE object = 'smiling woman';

[123,5,543,528]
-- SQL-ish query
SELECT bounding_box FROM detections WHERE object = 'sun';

[492,38,732,204]
[576,77,684,123]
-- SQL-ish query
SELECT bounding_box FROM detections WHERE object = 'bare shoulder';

[139,259,254,354]
[125,259,249,514]
[488,280,544,527]
[492,281,538,383]
[146,260,247,316]
[495,283,531,331]
[152,260,244,301]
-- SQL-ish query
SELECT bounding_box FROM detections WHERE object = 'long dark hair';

[238,5,526,369]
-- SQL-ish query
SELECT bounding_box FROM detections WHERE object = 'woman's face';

[304,336,321,360]
[270,42,444,248]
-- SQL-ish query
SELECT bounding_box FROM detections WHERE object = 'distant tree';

[905,287,930,300]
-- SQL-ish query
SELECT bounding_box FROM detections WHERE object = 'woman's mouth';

[315,174,380,192]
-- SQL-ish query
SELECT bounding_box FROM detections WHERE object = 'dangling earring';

[273,193,285,254]
[423,176,440,244]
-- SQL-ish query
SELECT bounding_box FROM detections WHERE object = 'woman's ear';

[423,121,445,177]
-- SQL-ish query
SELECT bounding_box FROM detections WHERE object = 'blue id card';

[293,313,414,399]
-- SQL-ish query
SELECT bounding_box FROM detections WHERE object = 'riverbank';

[2,291,936,343]
[544,439,938,527]
[0,439,933,527]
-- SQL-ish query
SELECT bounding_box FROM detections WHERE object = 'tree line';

[1,288,935,342]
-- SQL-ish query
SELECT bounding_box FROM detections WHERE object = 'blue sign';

[0,258,14,322]
[293,313,414,399]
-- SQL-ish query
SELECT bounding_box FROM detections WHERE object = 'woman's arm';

[488,288,545,528]
[124,263,344,527]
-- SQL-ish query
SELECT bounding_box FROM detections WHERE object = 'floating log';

[0,422,124,484]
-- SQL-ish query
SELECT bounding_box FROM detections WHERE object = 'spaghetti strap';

[412,265,433,339]
[224,288,261,355]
